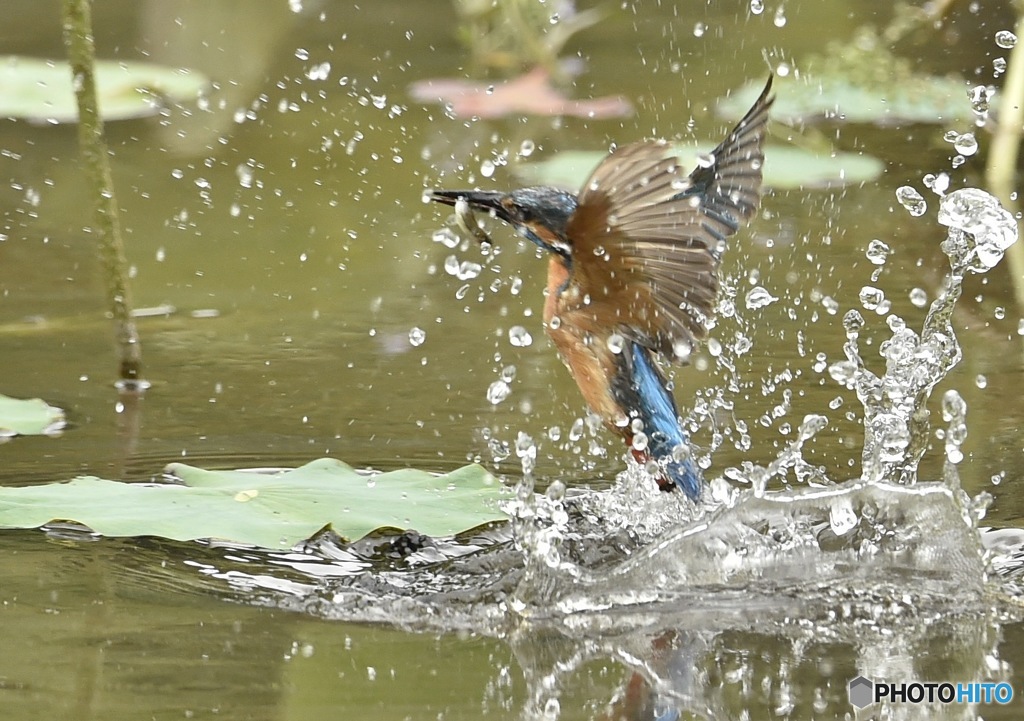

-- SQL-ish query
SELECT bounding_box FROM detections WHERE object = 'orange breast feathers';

[542,255,631,431]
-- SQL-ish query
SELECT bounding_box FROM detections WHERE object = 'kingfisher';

[428,76,773,499]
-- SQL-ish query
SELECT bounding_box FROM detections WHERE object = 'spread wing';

[563,75,773,362]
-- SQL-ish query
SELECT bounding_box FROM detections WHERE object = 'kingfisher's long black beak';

[427,189,511,223]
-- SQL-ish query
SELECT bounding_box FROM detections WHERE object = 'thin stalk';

[985,9,1024,313]
[61,0,146,388]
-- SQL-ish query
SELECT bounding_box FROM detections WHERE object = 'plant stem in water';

[61,0,146,388]
[985,9,1024,314]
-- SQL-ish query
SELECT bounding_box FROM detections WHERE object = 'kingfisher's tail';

[663,455,702,499]
[617,343,703,499]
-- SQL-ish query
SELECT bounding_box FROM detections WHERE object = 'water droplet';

[306,61,331,81]
[443,254,461,276]
[773,5,787,27]
[432,228,460,248]
[233,163,253,189]
[488,438,510,462]
[487,380,511,405]
[976,374,987,389]
[750,0,764,14]
[865,239,891,265]
[909,287,928,308]
[828,360,858,387]
[994,57,1007,74]
[996,30,1018,48]
[969,85,992,115]
[896,186,927,217]
[942,389,967,464]
[631,432,649,452]
[954,133,978,156]
[408,327,426,347]
[995,306,1006,320]
[480,159,495,178]
[545,480,566,502]
[829,497,858,536]
[859,286,886,312]
[693,22,706,37]
[549,316,561,330]
[508,325,533,347]
[673,339,692,361]
[937,188,1018,272]
[695,152,716,169]
[923,172,950,196]
[607,333,625,354]
[457,261,483,280]
[515,430,536,463]
[745,286,779,310]
[519,139,535,157]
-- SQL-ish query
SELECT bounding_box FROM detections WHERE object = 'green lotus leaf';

[515,143,883,191]
[0,393,66,437]
[0,459,507,548]
[718,74,971,126]
[0,55,209,123]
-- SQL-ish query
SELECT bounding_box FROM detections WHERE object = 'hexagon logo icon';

[848,675,874,709]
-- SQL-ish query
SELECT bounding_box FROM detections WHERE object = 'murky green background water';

[2,1,1024,719]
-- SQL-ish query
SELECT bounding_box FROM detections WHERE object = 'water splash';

[168,188,1019,721]
[507,189,1016,619]
[839,190,1015,486]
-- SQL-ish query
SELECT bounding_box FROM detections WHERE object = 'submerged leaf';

[0,459,507,548]
[409,67,632,119]
[515,143,883,191]
[0,393,66,437]
[0,55,209,123]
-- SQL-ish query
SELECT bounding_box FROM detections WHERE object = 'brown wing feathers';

[565,76,773,361]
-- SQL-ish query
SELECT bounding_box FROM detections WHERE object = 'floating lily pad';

[718,29,974,127]
[0,393,66,437]
[718,74,971,126]
[0,459,507,548]
[0,55,209,123]
[515,143,883,191]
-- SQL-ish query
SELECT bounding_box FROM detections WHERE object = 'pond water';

[3,1,1024,719]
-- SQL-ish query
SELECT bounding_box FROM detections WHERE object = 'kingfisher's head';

[428,187,579,258]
